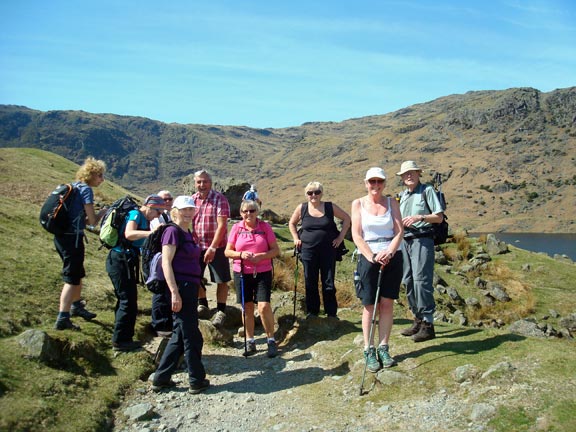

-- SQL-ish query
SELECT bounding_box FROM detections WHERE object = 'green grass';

[1,148,575,432]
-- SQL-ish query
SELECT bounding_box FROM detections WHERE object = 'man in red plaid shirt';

[192,170,231,327]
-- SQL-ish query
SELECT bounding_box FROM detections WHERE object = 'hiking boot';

[197,304,210,320]
[267,340,278,358]
[400,318,422,336]
[189,379,210,394]
[412,321,436,342]
[151,379,177,392]
[364,347,381,373]
[70,306,97,321]
[242,340,257,357]
[377,344,397,368]
[212,310,226,328]
[112,340,142,352]
[54,318,80,331]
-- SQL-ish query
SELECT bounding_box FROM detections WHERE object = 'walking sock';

[267,337,276,343]
[57,311,70,320]
[217,302,226,313]
[198,298,209,308]
[248,338,255,343]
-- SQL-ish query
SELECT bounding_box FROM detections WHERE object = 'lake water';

[471,233,575,261]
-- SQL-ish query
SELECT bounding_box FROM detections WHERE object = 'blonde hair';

[304,181,323,193]
[75,157,106,183]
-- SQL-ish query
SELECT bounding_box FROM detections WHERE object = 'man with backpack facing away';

[106,194,165,352]
[242,184,262,207]
[52,157,107,331]
[397,161,444,342]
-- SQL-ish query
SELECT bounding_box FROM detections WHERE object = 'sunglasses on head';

[368,178,384,185]
[306,190,322,196]
[241,209,257,214]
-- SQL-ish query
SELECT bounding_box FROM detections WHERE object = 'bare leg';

[362,305,377,347]
[243,302,255,340]
[59,283,82,312]
[377,298,394,345]
[258,302,275,339]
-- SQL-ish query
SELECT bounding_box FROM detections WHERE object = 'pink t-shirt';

[228,220,276,274]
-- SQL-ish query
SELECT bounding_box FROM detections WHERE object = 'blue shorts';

[233,271,273,304]
[355,252,402,305]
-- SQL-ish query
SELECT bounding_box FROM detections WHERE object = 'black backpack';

[424,173,449,245]
[99,196,140,249]
[39,184,76,235]
[141,222,186,294]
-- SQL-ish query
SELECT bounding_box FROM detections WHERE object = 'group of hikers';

[49,157,445,394]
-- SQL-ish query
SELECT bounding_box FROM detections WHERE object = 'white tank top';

[361,197,395,253]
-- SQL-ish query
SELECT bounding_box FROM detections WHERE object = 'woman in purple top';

[152,196,210,394]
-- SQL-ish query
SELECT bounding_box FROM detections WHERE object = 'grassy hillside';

[0,148,575,431]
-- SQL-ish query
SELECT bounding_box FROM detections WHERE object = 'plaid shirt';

[192,189,230,250]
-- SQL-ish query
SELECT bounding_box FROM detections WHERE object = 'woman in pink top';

[225,200,280,357]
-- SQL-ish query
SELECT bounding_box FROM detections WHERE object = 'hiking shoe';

[364,347,381,373]
[112,340,142,352]
[70,306,97,321]
[54,318,80,331]
[189,379,210,394]
[412,321,436,342]
[267,340,278,358]
[377,344,397,368]
[197,304,210,320]
[212,310,226,327]
[400,318,422,336]
[242,340,257,357]
[151,380,177,392]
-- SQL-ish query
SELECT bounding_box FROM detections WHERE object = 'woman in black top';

[289,181,351,318]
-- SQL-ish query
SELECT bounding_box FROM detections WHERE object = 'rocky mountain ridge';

[1,86,575,232]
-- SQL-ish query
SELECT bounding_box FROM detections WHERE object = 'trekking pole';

[292,246,300,323]
[240,258,248,358]
[359,265,383,396]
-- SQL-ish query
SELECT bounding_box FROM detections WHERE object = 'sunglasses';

[306,190,322,196]
[241,209,257,214]
[163,197,173,202]
[368,179,385,185]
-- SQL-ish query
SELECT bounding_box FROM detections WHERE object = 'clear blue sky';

[1,0,575,128]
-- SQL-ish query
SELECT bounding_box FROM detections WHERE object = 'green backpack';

[99,196,140,249]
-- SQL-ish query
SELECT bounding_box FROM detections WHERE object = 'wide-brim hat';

[396,161,423,176]
[173,195,196,209]
[144,194,165,209]
[364,167,386,181]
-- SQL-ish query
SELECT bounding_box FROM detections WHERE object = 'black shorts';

[200,247,232,284]
[355,252,402,306]
[54,233,85,285]
[233,271,272,304]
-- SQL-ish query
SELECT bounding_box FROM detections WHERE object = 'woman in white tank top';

[350,167,404,372]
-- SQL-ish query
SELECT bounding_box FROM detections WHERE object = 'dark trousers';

[300,246,338,316]
[155,280,206,386]
[106,250,138,344]
[151,285,173,332]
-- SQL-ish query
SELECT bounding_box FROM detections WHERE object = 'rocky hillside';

[1,86,575,232]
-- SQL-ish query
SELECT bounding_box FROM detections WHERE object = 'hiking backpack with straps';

[39,183,76,235]
[424,173,449,245]
[141,222,187,294]
[99,196,140,249]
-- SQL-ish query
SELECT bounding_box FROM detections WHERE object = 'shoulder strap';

[325,201,334,219]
